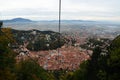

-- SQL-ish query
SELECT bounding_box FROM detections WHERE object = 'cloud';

[0,0,120,22]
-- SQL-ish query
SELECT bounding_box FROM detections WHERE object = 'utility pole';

[57,0,62,70]
[58,0,61,52]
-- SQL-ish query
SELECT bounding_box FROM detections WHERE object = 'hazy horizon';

[0,0,120,22]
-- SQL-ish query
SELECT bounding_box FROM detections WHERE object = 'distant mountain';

[3,18,118,24]
[61,20,95,22]
[3,18,33,23]
[38,20,96,23]
[3,18,97,23]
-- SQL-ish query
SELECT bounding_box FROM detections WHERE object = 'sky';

[0,0,120,22]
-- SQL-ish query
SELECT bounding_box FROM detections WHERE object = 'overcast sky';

[0,0,120,22]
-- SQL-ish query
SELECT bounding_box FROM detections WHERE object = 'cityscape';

[2,18,119,71]
[0,0,120,80]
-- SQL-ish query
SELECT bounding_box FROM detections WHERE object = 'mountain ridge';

[2,18,119,24]
[2,18,96,23]
[3,18,33,23]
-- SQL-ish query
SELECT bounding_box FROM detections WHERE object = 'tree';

[16,60,54,80]
[73,61,88,80]
[107,35,120,80]
[0,28,16,80]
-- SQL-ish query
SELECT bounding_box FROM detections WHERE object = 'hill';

[3,18,33,23]
[2,17,120,25]
[11,29,65,51]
